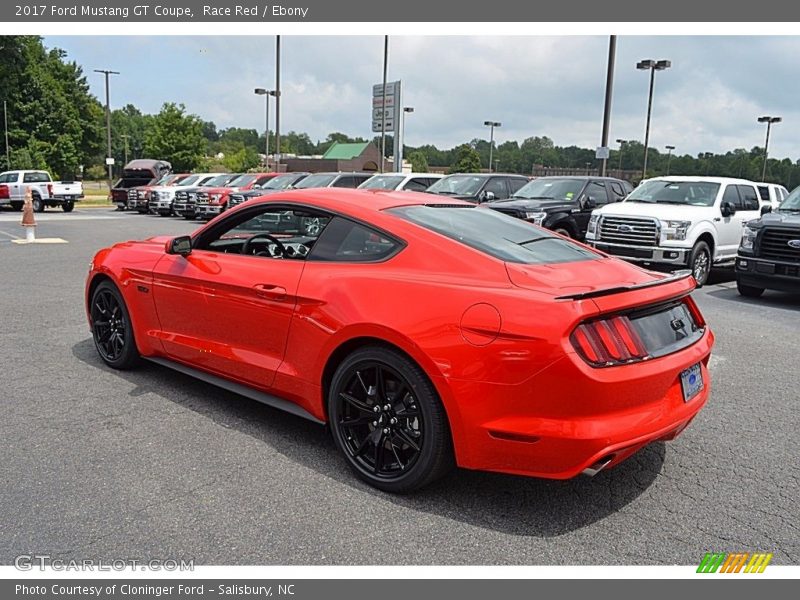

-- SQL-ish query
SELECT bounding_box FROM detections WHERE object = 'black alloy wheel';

[328,346,453,493]
[90,281,139,369]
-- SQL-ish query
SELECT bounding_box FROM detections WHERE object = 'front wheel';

[90,280,140,370]
[689,241,712,287]
[32,195,45,213]
[328,346,454,493]
[62,201,74,212]
[737,281,765,298]
[553,226,573,238]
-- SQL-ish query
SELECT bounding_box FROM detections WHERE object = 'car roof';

[643,175,759,185]
[442,172,527,178]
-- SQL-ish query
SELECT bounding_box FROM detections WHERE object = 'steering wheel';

[241,233,286,258]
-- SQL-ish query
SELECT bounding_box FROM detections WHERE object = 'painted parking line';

[11,238,69,245]
[0,211,126,223]
[0,229,21,240]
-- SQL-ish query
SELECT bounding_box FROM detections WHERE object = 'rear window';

[22,172,51,183]
[388,205,598,264]
[757,185,770,201]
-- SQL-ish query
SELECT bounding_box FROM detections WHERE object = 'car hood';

[596,201,709,220]
[506,256,658,297]
[758,210,800,227]
[490,198,576,212]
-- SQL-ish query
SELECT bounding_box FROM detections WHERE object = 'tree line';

[2,35,800,189]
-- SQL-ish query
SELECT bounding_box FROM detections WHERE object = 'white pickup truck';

[585,176,768,286]
[0,170,84,212]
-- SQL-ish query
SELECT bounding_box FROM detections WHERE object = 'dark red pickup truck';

[109,159,172,210]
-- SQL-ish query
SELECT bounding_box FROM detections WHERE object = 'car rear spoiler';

[555,270,694,301]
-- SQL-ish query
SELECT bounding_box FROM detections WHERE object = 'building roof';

[322,141,371,160]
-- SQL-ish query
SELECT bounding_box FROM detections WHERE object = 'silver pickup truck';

[0,170,84,212]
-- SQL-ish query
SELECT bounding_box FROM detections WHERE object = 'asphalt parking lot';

[1,207,798,566]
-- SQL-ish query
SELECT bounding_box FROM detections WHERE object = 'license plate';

[680,362,704,402]
[64,195,73,200]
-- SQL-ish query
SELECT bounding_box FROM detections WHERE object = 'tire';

[89,280,140,370]
[183,213,196,221]
[328,346,454,493]
[9,201,22,211]
[553,225,573,238]
[32,194,45,213]
[62,201,74,213]
[689,241,712,287]
[737,281,765,298]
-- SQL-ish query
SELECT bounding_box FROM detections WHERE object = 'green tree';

[448,144,482,174]
[222,147,260,172]
[408,150,428,173]
[143,102,206,172]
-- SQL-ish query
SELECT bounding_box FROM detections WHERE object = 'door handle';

[253,284,287,300]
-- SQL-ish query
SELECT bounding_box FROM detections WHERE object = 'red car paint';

[86,188,713,480]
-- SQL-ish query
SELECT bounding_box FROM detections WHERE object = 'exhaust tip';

[582,454,614,477]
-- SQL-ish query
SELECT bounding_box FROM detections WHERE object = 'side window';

[23,172,49,183]
[403,178,430,192]
[332,176,356,188]
[736,185,760,211]
[483,177,509,200]
[721,185,740,207]
[507,178,527,194]
[587,181,610,205]
[0,173,8,184]
[197,206,331,259]
[757,185,770,201]
[353,175,372,187]
[610,182,625,199]
[310,217,401,262]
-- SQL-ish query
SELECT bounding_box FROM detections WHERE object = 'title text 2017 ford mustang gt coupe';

[86,188,714,493]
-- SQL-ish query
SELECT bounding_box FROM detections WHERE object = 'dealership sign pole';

[373,80,402,172]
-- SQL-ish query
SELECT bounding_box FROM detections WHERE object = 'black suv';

[486,176,633,239]
[424,173,530,203]
[735,189,800,297]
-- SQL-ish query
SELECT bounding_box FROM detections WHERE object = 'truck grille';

[760,227,800,263]
[599,216,659,246]
[229,194,246,207]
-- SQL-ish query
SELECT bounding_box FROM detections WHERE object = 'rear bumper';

[736,255,800,292]
[445,328,714,479]
[589,240,690,266]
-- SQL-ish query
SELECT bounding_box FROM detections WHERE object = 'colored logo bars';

[697,552,773,573]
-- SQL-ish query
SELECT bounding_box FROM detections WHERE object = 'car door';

[715,184,743,258]
[150,205,330,390]
[578,180,610,232]
[481,177,509,202]
[735,183,762,229]
[6,172,22,202]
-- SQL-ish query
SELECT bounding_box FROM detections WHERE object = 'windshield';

[263,174,304,190]
[202,174,234,187]
[178,175,200,186]
[427,175,485,196]
[510,178,585,201]
[293,173,338,189]
[388,205,598,264]
[226,174,257,188]
[157,174,175,185]
[359,175,405,190]
[627,180,720,207]
[778,187,800,210]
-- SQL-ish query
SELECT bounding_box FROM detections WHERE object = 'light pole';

[758,115,781,182]
[274,36,282,170]
[121,134,130,165]
[599,35,617,177]
[702,152,713,176]
[636,59,670,180]
[397,106,414,173]
[616,138,626,175]
[484,121,501,173]
[94,69,120,185]
[380,35,388,173]
[254,88,277,167]
[3,100,9,168]
[665,144,675,175]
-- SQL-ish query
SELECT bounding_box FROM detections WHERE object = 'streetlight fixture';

[757,115,781,182]
[636,59,671,179]
[254,88,278,167]
[616,138,627,175]
[397,106,414,173]
[484,120,501,173]
[665,144,675,175]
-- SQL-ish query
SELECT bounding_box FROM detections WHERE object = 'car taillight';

[571,315,649,367]
[0,184,8,199]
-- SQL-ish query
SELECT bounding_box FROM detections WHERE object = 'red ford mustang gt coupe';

[85,188,714,492]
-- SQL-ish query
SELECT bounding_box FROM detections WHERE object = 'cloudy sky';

[45,35,800,160]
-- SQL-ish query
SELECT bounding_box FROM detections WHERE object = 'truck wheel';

[62,201,74,213]
[737,281,764,298]
[10,201,22,211]
[554,225,573,238]
[689,241,711,287]
[32,194,45,213]
[183,213,195,220]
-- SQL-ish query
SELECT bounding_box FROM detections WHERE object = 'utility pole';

[380,35,388,173]
[3,100,9,168]
[275,36,282,170]
[599,35,617,177]
[94,69,119,188]
[121,134,130,165]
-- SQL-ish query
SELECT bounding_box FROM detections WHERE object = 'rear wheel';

[328,346,454,493]
[689,241,711,287]
[90,281,140,370]
[183,212,195,220]
[553,225,573,238]
[737,281,765,298]
[32,194,45,213]
[62,201,74,212]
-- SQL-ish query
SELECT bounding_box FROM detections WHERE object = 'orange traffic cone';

[21,187,36,242]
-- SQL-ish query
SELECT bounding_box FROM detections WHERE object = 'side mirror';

[482,190,496,202]
[166,235,192,256]
[761,204,773,216]
[720,201,737,218]
[583,195,597,209]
